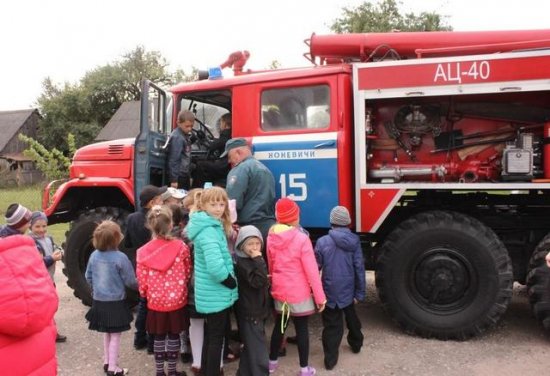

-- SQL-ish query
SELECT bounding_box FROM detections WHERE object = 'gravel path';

[55,270,550,376]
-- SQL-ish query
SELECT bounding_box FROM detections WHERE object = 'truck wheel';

[375,211,513,340]
[526,234,550,330]
[63,207,131,306]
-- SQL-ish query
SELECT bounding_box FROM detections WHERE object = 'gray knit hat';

[330,206,351,226]
[235,225,263,258]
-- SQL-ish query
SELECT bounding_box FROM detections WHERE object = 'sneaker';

[269,360,278,374]
[189,366,201,376]
[106,368,129,376]
[298,366,316,376]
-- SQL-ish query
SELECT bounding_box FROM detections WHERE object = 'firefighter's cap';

[220,138,248,157]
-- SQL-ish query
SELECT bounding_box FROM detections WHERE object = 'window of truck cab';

[179,97,230,139]
[260,85,330,131]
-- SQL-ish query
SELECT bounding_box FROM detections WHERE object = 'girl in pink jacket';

[267,198,326,376]
[137,205,192,376]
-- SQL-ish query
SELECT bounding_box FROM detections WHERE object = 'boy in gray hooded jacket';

[234,225,270,376]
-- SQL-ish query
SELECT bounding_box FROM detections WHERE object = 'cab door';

[134,80,172,209]
[251,82,339,228]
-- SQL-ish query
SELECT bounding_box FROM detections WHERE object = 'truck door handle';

[314,141,335,148]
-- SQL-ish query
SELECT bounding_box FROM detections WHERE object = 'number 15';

[279,173,307,201]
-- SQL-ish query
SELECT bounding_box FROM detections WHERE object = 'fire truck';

[44,29,550,340]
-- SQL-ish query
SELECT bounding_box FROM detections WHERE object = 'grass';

[0,185,69,244]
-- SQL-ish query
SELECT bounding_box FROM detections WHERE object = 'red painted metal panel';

[358,54,550,90]
[359,188,402,233]
[337,74,354,218]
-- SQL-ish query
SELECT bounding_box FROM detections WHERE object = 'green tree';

[37,46,194,152]
[37,78,100,153]
[19,133,76,180]
[331,0,451,33]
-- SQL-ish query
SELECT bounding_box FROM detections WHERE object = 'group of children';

[2,182,366,376]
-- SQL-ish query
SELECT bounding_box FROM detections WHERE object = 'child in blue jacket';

[314,206,366,371]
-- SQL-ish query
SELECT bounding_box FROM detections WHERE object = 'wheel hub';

[415,252,470,306]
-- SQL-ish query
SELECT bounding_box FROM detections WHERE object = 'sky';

[2,0,550,111]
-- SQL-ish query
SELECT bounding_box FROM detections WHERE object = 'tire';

[375,211,513,340]
[526,234,550,330]
[63,206,131,306]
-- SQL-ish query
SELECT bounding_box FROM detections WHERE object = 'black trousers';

[269,314,309,367]
[236,318,269,376]
[201,308,230,376]
[134,297,148,345]
[321,304,363,368]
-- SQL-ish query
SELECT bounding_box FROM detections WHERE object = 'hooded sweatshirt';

[136,237,191,312]
[186,211,238,314]
[0,235,58,375]
[267,225,326,306]
[234,226,270,320]
[315,227,366,308]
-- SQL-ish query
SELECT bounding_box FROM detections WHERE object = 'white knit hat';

[329,206,351,226]
[5,203,32,229]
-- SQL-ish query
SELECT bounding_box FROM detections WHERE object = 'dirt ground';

[55,270,550,376]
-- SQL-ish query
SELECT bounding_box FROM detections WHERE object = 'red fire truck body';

[44,29,550,340]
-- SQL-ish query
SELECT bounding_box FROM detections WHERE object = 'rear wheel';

[63,206,132,306]
[526,234,550,330]
[375,211,513,340]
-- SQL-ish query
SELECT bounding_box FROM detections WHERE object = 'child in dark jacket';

[314,206,366,371]
[234,225,270,376]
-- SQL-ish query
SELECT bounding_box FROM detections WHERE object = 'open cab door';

[134,80,172,209]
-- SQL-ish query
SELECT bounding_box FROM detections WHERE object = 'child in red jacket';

[137,205,192,376]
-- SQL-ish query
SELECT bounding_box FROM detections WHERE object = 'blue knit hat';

[31,211,48,226]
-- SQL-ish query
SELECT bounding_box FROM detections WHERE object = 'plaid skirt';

[86,300,133,333]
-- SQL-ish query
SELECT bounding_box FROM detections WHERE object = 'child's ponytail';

[147,205,174,240]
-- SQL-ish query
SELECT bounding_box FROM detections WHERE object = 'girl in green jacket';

[186,187,238,376]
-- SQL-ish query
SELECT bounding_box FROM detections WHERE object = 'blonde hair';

[194,187,232,236]
[93,220,123,251]
[183,188,202,211]
[146,205,174,240]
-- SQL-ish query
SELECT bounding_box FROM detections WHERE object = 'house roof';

[95,101,141,141]
[0,109,37,153]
